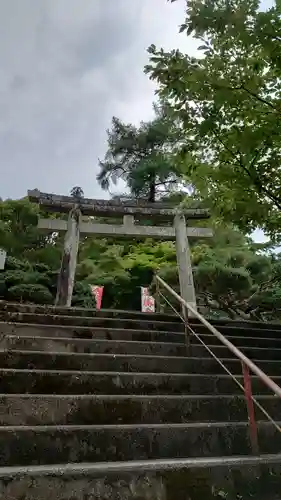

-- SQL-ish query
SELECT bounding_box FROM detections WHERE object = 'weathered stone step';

[1,394,280,426]
[3,322,281,350]
[4,335,281,363]
[2,335,189,357]
[189,332,281,349]
[0,368,278,395]
[0,322,186,343]
[1,368,270,395]
[4,301,280,333]
[0,421,280,466]
[212,318,281,331]
[1,350,281,375]
[0,301,181,323]
[195,323,281,339]
[188,343,281,361]
[1,455,281,500]
[0,312,184,332]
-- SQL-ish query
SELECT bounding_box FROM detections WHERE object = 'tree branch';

[240,85,280,113]
[212,130,281,210]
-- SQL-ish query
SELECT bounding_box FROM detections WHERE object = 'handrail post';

[155,275,164,313]
[242,361,259,455]
[155,276,161,313]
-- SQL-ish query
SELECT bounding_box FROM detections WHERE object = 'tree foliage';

[70,186,84,199]
[97,103,183,202]
[146,0,281,238]
[192,225,281,320]
[1,197,281,320]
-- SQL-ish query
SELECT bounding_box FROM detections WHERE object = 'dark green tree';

[97,103,183,202]
[70,187,84,199]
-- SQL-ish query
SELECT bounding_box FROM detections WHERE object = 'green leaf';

[179,24,187,33]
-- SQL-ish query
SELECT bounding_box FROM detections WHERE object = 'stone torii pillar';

[56,205,81,307]
[174,213,197,317]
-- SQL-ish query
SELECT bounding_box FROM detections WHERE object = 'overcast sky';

[0,0,274,201]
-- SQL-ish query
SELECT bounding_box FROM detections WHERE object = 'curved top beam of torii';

[28,189,210,221]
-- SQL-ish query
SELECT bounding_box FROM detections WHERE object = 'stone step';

[212,318,281,331]
[4,334,281,362]
[0,322,186,343]
[3,307,281,340]
[2,368,278,395]
[189,343,281,361]
[1,350,281,375]
[0,301,181,323]
[3,301,281,333]
[195,323,281,339]
[189,332,281,349]
[1,335,189,357]
[3,322,281,350]
[0,312,184,332]
[4,301,281,333]
[1,455,281,500]
[0,421,280,466]
[1,394,280,426]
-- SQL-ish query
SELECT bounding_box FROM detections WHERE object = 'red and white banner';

[90,285,104,310]
[141,287,155,313]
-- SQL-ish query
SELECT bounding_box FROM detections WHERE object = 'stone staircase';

[0,302,281,499]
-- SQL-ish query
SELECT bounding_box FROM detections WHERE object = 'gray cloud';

[0,0,197,199]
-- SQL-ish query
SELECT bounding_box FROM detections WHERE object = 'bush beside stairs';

[0,301,281,499]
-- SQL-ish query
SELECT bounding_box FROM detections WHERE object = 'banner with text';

[0,249,6,271]
[90,285,104,310]
[141,287,155,313]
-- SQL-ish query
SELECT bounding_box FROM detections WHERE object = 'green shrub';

[33,263,51,274]
[25,271,51,288]
[5,256,30,271]
[8,284,53,304]
[3,270,27,287]
[72,281,95,308]
[3,269,52,289]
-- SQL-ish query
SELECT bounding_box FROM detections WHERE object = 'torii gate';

[28,189,213,312]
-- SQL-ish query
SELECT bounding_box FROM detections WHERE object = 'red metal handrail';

[155,275,281,454]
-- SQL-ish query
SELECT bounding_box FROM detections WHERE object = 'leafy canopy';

[146,0,281,237]
[97,103,183,202]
